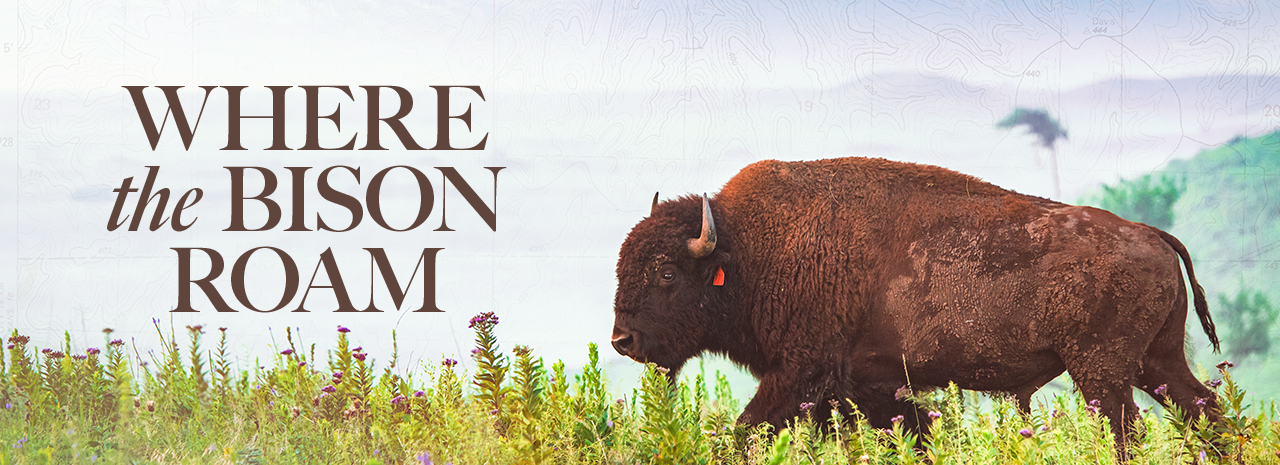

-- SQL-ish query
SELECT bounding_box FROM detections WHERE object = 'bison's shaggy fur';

[611,157,1219,453]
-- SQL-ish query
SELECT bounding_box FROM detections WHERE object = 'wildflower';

[1196,398,1207,407]
[49,351,64,358]
[468,312,499,328]
[829,399,840,409]
[606,420,614,428]
[102,328,113,334]
[514,345,532,356]
[1154,384,1168,396]
[414,390,425,398]
[151,318,159,324]
[332,371,343,379]
[109,339,124,346]
[86,348,100,355]
[859,455,870,464]
[1086,399,1101,414]
[280,349,294,356]
[1199,451,1207,462]
[391,395,407,405]
[298,361,306,368]
[1019,428,1033,438]
[353,346,362,352]
[41,348,51,354]
[799,402,815,411]
[3,403,9,409]
[15,437,26,448]
[322,385,337,393]
[291,406,300,418]
[186,325,203,333]
[146,400,155,412]
[489,408,499,415]
[337,326,350,333]
[1207,379,1223,388]
[928,411,941,420]
[655,366,669,375]
[891,415,904,424]
[219,327,227,332]
[1216,360,1234,370]
[8,335,28,344]
[442,358,458,368]
[417,452,433,465]
[72,354,87,361]
[1038,425,1049,432]
[353,352,368,361]
[470,348,481,358]
[894,385,912,400]
[139,361,148,367]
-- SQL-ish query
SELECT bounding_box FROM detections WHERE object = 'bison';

[610,157,1219,454]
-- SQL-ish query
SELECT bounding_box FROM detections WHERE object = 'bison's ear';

[650,192,660,217]
[687,194,717,258]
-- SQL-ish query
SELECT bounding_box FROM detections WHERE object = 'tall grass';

[0,315,1277,464]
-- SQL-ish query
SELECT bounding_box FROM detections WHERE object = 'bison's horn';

[687,194,717,258]
[650,192,660,216]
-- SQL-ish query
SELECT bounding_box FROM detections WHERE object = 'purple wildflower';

[894,385,912,401]
[322,385,337,393]
[337,326,350,333]
[353,352,368,361]
[1216,360,1234,370]
[468,312,499,328]
[891,415,904,424]
[1196,398,1207,407]
[928,411,941,420]
[1019,428,1033,438]
[109,339,124,346]
[72,354,87,361]
[41,348,51,355]
[606,420,614,428]
[1207,379,1223,388]
[280,349,294,356]
[1038,425,1049,432]
[391,395,407,405]
[86,348,100,356]
[298,361,306,368]
[353,346,362,352]
[799,402,815,411]
[489,408,499,415]
[1154,384,1168,396]
[470,348,481,358]
[442,358,458,368]
[414,390,426,398]
[333,371,344,379]
[417,452,432,465]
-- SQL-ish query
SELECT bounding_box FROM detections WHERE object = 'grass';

[1,314,1278,464]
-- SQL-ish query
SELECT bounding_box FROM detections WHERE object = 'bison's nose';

[611,328,635,356]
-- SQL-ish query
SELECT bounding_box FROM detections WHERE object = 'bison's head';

[612,193,727,374]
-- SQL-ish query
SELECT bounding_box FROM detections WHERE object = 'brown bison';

[611,157,1219,452]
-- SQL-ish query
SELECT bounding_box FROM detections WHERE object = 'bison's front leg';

[737,371,805,431]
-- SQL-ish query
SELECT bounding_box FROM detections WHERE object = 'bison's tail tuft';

[1154,228,1220,353]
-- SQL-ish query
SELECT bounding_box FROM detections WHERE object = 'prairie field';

[0,313,1277,465]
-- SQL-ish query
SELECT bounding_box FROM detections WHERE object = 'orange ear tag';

[713,267,725,286]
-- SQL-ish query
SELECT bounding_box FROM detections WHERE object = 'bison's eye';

[657,265,677,286]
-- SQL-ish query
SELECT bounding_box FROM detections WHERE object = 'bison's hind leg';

[1135,309,1220,424]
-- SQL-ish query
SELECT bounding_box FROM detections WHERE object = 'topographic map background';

[2,0,1278,401]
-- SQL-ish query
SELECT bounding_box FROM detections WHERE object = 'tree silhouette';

[998,108,1068,198]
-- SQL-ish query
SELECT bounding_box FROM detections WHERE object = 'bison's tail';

[1154,228,1220,353]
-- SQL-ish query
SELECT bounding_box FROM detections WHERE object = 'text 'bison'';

[610,157,1219,452]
